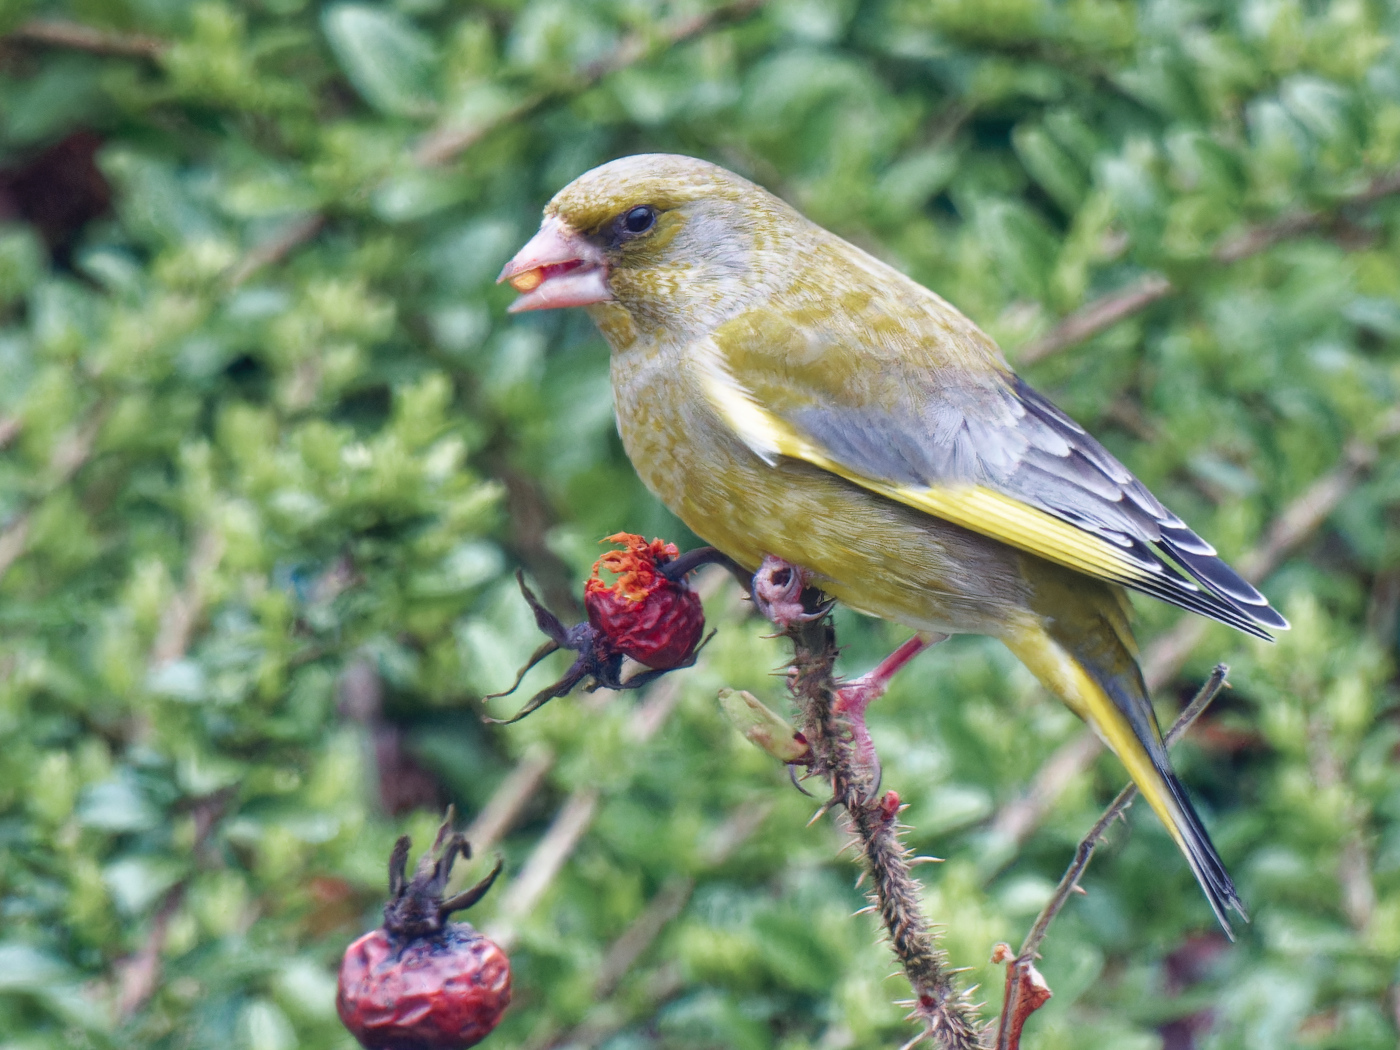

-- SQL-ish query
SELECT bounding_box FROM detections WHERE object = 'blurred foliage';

[0,1,1398,1048]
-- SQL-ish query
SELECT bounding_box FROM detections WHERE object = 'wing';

[699,307,1288,640]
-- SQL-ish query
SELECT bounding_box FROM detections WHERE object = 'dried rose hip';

[484,536,723,724]
[338,815,509,1050]
[584,533,705,670]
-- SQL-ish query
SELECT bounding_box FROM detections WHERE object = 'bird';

[498,153,1287,934]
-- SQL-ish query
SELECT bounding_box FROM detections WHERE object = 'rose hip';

[584,533,705,670]
[484,535,712,724]
[337,814,509,1050]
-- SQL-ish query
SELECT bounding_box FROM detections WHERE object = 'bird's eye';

[621,206,656,235]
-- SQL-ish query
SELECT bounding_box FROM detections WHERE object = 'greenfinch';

[499,154,1286,934]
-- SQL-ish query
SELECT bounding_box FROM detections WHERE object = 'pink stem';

[834,633,946,781]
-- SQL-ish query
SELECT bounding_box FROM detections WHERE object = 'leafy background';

[0,1,1398,1048]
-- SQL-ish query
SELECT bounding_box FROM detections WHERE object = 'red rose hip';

[338,814,510,1049]
[585,532,705,669]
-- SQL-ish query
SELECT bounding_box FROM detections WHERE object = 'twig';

[0,407,107,583]
[1017,274,1174,365]
[589,797,770,999]
[112,791,229,1018]
[413,0,767,166]
[593,876,694,999]
[1305,709,1376,931]
[463,745,556,859]
[533,964,686,1050]
[785,613,986,1049]
[149,528,225,667]
[0,515,31,581]
[995,666,1229,1050]
[485,788,599,951]
[6,18,166,59]
[114,885,185,1018]
[985,411,1400,859]
[1015,167,1400,364]
[225,213,325,288]
[1212,168,1400,264]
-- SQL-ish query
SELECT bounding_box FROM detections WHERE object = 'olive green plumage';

[535,153,1288,933]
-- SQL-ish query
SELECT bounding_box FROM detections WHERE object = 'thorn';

[807,800,837,827]
[853,905,877,916]
[854,871,867,889]
[897,1032,930,1050]
[907,856,944,865]
[1072,884,1088,895]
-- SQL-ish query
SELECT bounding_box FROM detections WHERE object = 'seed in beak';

[509,270,543,293]
[506,259,586,296]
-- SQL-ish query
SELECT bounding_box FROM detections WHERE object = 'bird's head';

[499,154,803,339]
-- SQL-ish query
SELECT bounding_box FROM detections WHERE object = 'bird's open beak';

[497,217,611,313]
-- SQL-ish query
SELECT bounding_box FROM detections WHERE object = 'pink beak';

[497,216,612,313]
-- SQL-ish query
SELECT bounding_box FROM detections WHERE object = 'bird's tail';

[1004,619,1245,937]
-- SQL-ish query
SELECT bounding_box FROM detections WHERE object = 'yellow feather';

[693,354,1160,590]
[1003,623,1190,858]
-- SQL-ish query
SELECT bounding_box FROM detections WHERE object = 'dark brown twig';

[6,18,166,59]
[113,791,230,1018]
[413,0,767,166]
[114,884,185,1018]
[994,666,1229,1050]
[1015,167,1400,364]
[225,214,326,288]
[784,613,986,1049]
[1016,274,1174,365]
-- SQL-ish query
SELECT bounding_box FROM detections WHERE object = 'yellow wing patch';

[694,347,1159,590]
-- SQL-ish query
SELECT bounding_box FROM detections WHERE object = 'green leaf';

[322,3,439,117]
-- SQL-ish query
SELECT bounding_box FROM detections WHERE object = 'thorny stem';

[784,613,987,1050]
[996,665,1229,1050]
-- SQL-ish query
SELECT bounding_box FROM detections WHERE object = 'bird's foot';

[752,555,831,626]
[833,633,947,790]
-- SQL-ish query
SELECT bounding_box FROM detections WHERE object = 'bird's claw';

[752,554,830,626]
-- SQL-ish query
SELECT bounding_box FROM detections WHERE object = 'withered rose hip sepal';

[485,534,719,725]
[337,815,509,1050]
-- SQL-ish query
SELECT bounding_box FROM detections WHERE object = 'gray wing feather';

[788,373,1287,638]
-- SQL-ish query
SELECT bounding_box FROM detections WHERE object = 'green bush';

[0,1,1397,1048]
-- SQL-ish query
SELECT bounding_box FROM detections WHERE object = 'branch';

[149,527,225,667]
[1016,275,1173,366]
[413,0,767,167]
[784,613,986,1049]
[114,885,184,1019]
[1015,166,1400,364]
[589,797,769,999]
[112,791,229,1018]
[593,876,695,999]
[484,787,599,951]
[994,666,1229,1050]
[463,745,556,859]
[0,406,107,582]
[985,411,1400,859]
[6,18,166,59]
[225,213,325,288]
